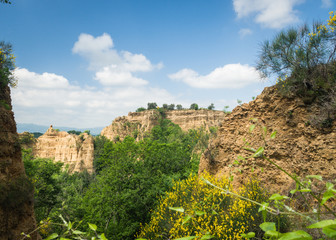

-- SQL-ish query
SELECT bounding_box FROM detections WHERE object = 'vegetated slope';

[101,109,226,141]
[0,86,40,240]
[199,86,336,194]
[32,126,94,173]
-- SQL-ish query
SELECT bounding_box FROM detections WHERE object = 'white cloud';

[94,66,148,86]
[14,68,71,89]
[239,28,253,37]
[233,0,304,29]
[169,63,260,89]
[72,33,162,87]
[12,68,174,128]
[321,0,332,8]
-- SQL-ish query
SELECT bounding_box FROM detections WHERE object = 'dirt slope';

[199,86,336,194]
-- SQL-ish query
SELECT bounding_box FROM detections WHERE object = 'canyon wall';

[0,86,40,240]
[33,126,94,173]
[199,86,336,194]
[101,109,226,141]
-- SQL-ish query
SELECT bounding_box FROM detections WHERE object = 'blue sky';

[0,0,334,128]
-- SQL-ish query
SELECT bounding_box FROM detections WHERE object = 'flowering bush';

[137,173,271,240]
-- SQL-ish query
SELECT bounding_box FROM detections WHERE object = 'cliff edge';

[0,86,40,240]
[199,86,336,194]
[33,126,94,173]
[101,109,226,141]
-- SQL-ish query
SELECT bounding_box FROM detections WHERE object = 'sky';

[0,0,334,128]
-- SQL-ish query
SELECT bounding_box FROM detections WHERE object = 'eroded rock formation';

[33,126,94,173]
[0,86,40,240]
[199,86,336,194]
[101,109,226,141]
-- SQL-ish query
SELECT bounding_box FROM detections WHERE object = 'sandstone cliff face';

[33,127,94,173]
[101,109,226,141]
[0,86,40,240]
[199,86,336,194]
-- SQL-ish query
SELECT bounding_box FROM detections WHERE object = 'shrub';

[256,12,336,101]
[190,103,199,110]
[0,41,16,88]
[137,173,272,240]
[136,107,146,112]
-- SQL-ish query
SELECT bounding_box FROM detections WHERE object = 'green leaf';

[270,130,277,139]
[241,232,255,239]
[306,175,322,181]
[237,155,245,161]
[249,124,255,132]
[59,214,68,226]
[67,221,72,230]
[326,182,334,190]
[278,230,312,240]
[99,233,108,240]
[211,209,218,215]
[290,189,297,194]
[72,230,85,235]
[195,210,205,216]
[174,236,197,240]
[263,126,267,136]
[322,227,336,238]
[88,223,97,231]
[182,215,192,225]
[200,233,214,239]
[260,222,276,232]
[253,147,264,158]
[269,193,289,201]
[321,190,336,205]
[308,219,336,229]
[265,230,281,238]
[298,189,311,193]
[258,202,269,212]
[169,207,185,213]
[233,160,240,165]
[45,233,58,240]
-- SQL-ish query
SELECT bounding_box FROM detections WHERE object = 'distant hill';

[17,123,103,136]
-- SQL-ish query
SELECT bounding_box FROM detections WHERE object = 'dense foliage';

[0,41,16,88]
[257,12,336,102]
[23,119,214,239]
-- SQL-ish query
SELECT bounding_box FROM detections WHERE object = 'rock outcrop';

[33,126,94,173]
[199,86,336,194]
[101,109,226,141]
[0,86,40,240]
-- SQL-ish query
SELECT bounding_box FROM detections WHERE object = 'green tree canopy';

[256,15,336,99]
[190,103,199,110]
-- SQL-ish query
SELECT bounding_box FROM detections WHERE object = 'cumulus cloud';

[239,28,253,37]
[72,33,162,86]
[12,68,174,128]
[169,64,260,89]
[233,0,304,29]
[14,68,71,89]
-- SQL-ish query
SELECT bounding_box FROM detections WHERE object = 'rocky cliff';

[199,86,336,194]
[0,86,40,240]
[101,109,226,141]
[33,126,94,173]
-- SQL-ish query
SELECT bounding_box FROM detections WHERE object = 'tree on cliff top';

[0,41,16,88]
[256,12,336,100]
